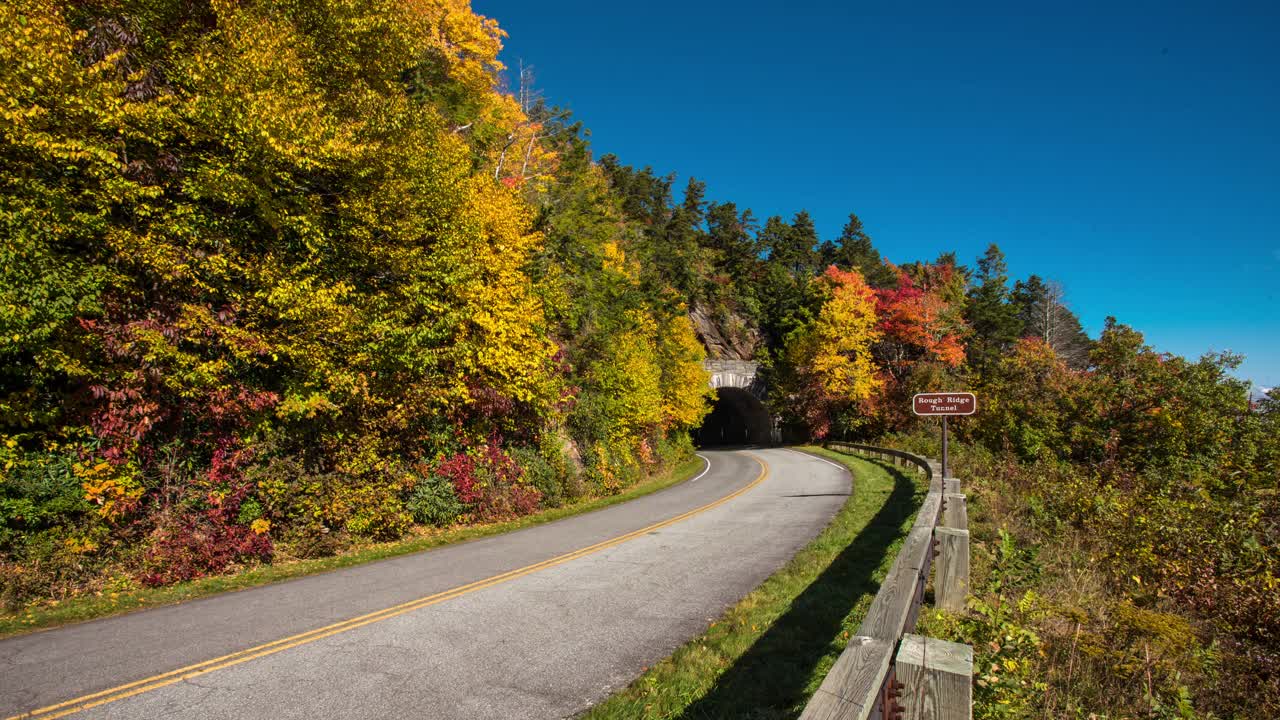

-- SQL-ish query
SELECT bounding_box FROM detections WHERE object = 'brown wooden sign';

[913,392,977,416]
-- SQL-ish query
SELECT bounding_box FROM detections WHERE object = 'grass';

[0,456,705,639]
[581,446,927,720]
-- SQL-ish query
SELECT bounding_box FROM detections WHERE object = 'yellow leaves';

[801,267,883,403]
[63,536,98,554]
[601,241,640,281]
[277,392,341,421]
[250,518,271,535]
[76,460,142,520]
[445,175,559,408]
[589,310,665,446]
[656,310,712,431]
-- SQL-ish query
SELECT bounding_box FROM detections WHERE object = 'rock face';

[689,302,762,361]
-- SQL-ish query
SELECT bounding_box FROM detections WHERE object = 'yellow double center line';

[11,453,769,720]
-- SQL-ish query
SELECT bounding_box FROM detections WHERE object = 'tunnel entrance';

[694,387,774,446]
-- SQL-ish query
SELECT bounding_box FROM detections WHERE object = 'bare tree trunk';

[494,134,515,180]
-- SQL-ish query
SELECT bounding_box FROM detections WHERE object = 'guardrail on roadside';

[800,442,972,720]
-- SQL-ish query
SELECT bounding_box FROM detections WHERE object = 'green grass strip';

[582,446,926,720]
[0,457,705,639]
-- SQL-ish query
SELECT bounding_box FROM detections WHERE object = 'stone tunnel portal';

[694,386,774,446]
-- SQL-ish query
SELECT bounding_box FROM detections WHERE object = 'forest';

[1,1,1276,717]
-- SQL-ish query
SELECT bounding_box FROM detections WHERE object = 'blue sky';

[476,0,1280,389]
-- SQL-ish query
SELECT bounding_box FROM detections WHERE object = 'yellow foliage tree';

[656,308,713,431]
[785,266,883,438]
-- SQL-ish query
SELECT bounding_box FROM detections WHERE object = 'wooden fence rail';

[800,442,972,720]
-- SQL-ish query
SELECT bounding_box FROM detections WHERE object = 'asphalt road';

[0,448,850,720]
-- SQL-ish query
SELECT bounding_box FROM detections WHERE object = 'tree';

[964,244,1023,368]
[766,211,818,277]
[875,265,969,379]
[655,308,713,431]
[830,213,896,288]
[969,337,1077,460]
[597,154,673,228]
[782,267,882,439]
[704,201,759,286]
[1012,275,1092,368]
[860,264,969,432]
[650,178,710,297]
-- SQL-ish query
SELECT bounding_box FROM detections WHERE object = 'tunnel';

[694,387,775,446]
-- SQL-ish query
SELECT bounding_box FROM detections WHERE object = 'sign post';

[912,392,977,479]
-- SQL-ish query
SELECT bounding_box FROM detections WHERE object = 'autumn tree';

[968,337,1078,459]
[0,0,716,599]
[780,267,882,439]
[874,265,969,378]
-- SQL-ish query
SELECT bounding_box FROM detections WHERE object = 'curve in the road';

[6,454,766,720]
[1,448,850,720]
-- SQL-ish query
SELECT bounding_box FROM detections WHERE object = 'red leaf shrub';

[432,439,541,522]
[138,445,272,586]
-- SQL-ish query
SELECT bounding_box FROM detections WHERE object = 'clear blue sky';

[476,0,1280,389]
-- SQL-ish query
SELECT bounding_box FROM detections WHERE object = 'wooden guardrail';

[801,442,972,720]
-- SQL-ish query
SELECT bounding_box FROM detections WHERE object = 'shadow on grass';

[676,457,921,720]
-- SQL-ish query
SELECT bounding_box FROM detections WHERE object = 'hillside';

[1,2,1277,717]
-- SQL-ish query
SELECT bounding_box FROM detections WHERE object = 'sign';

[912,392,976,417]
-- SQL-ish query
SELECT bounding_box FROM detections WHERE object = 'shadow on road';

[675,457,920,720]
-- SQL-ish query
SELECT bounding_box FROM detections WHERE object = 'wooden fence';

[800,442,973,720]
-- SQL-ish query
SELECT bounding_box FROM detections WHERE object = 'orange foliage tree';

[866,263,970,431]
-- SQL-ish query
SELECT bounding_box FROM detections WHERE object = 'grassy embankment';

[583,447,926,720]
[0,457,704,639]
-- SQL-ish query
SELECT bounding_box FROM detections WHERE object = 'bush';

[932,434,1280,718]
[138,446,273,586]
[249,452,411,542]
[432,442,542,522]
[510,446,562,509]
[655,431,696,467]
[0,440,92,551]
[328,480,412,540]
[139,513,272,587]
[406,472,465,526]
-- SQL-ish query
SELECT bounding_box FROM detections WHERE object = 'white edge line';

[786,447,846,471]
[691,453,712,482]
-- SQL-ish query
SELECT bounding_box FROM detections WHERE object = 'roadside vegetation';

[584,449,924,720]
[888,337,1278,718]
[0,456,702,637]
[1,0,714,612]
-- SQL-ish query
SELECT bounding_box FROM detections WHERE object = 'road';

[0,448,850,720]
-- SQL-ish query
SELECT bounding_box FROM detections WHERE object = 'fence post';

[944,478,961,495]
[896,634,973,720]
[934,527,969,612]
[943,494,967,529]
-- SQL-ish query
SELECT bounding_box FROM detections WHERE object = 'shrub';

[510,446,563,509]
[406,471,465,526]
[138,446,272,586]
[0,440,92,551]
[139,513,272,587]
[327,480,412,540]
[432,441,542,522]
[655,431,696,467]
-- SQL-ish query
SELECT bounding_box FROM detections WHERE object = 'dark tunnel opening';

[694,387,775,446]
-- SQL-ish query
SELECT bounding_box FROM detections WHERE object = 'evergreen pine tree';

[964,244,1023,366]
[832,213,895,287]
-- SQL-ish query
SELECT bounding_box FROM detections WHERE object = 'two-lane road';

[1,448,849,719]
